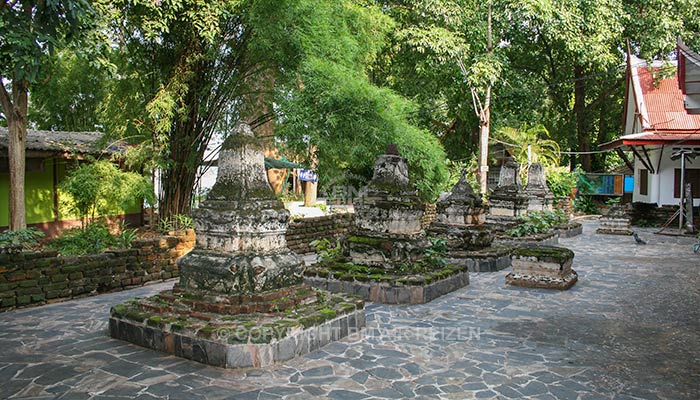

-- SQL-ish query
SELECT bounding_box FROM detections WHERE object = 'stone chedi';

[305,145,470,304]
[506,245,578,290]
[344,144,428,267]
[596,203,633,235]
[488,158,530,224]
[178,125,302,294]
[524,163,555,212]
[428,171,511,272]
[109,123,365,368]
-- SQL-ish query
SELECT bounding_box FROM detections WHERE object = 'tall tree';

[0,0,93,229]
[100,0,448,220]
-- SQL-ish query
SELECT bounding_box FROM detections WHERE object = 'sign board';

[580,173,626,196]
[298,169,318,182]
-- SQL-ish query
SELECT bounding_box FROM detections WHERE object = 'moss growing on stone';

[339,303,357,313]
[197,324,217,339]
[347,236,386,246]
[368,274,393,281]
[318,308,337,320]
[147,316,165,327]
[112,304,149,322]
[512,246,574,263]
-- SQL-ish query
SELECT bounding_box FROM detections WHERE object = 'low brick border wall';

[286,214,353,254]
[0,229,194,312]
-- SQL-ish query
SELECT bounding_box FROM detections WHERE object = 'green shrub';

[573,195,598,214]
[160,214,193,232]
[0,228,45,251]
[49,222,116,255]
[546,167,577,198]
[310,238,342,262]
[506,210,569,238]
[115,222,138,249]
[425,236,447,269]
[61,159,155,226]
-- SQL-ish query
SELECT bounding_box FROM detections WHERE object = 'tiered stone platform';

[109,284,364,368]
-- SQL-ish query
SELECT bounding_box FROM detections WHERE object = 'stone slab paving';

[1,222,699,399]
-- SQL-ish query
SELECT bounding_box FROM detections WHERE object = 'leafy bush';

[275,57,448,202]
[425,236,447,269]
[493,124,561,168]
[506,210,568,237]
[61,160,155,225]
[310,238,342,262]
[0,228,45,251]
[49,222,117,255]
[115,222,139,249]
[160,214,193,232]
[574,195,598,214]
[546,167,577,198]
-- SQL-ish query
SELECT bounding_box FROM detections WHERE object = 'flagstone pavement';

[0,222,698,399]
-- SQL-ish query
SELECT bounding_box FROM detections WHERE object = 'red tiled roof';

[637,67,700,132]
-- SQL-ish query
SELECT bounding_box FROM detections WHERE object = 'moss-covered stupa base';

[506,245,578,290]
[303,261,469,304]
[109,285,365,368]
[445,245,513,272]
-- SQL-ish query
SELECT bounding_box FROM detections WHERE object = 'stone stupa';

[109,123,365,368]
[343,144,429,267]
[305,145,470,304]
[428,171,511,272]
[487,158,529,229]
[524,163,555,212]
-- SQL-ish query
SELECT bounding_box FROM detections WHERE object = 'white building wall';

[633,146,700,206]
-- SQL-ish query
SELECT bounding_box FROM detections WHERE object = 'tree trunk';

[574,65,591,171]
[593,106,608,171]
[478,96,490,195]
[159,61,208,223]
[477,4,493,196]
[1,79,29,230]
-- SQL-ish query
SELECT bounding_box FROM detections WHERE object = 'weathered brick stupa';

[524,163,554,212]
[305,145,470,304]
[487,158,529,229]
[428,171,512,272]
[109,123,365,368]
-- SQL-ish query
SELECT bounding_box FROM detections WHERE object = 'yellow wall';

[0,158,142,227]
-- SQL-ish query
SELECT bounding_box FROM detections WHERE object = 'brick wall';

[420,203,437,228]
[286,214,353,254]
[0,229,195,312]
[629,203,700,227]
